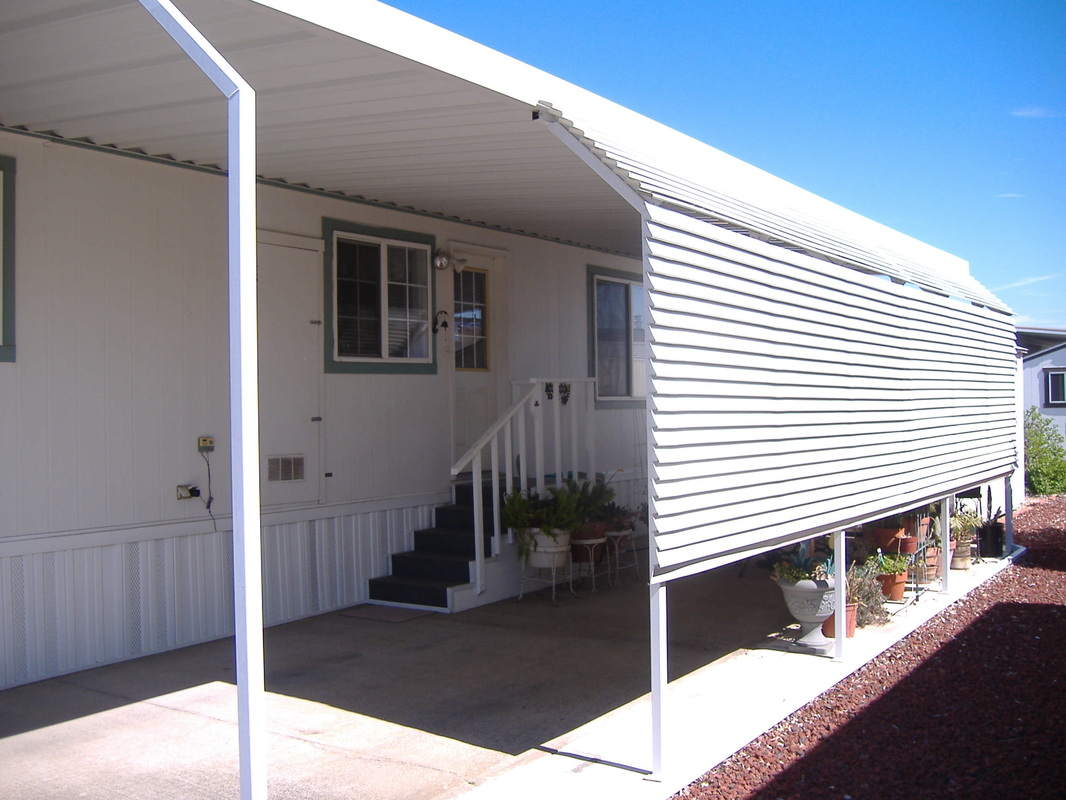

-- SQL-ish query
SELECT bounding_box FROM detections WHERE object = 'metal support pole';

[137,3,263,798]
[833,529,845,661]
[649,581,668,780]
[940,496,951,593]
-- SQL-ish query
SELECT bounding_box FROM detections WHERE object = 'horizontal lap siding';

[645,207,1016,580]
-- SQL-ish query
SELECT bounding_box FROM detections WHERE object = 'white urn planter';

[527,530,571,568]
[776,577,836,655]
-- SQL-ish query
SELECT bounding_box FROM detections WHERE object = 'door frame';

[445,240,511,465]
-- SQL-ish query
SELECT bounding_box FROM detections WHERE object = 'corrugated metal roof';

[542,107,1009,313]
[0,0,1011,313]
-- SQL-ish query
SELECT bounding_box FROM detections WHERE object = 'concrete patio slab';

[0,550,1015,800]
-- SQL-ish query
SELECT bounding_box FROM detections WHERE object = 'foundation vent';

[267,455,306,482]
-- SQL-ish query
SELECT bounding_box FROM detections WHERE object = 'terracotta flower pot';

[951,541,972,570]
[570,521,607,563]
[877,571,906,601]
[822,602,858,638]
[872,527,906,552]
[896,535,918,554]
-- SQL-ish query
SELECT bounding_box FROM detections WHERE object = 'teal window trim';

[587,264,646,410]
[322,218,437,375]
[0,154,14,362]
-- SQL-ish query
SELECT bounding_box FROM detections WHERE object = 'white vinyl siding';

[645,205,1017,581]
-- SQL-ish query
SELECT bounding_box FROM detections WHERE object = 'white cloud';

[994,192,1024,198]
[992,274,1061,292]
[1010,106,1063,119]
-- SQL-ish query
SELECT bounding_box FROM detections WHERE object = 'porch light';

[433,248,467,272]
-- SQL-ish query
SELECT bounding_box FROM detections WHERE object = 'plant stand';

[518,547,573,605]
[571,537,608,593]
[605,528,639,586]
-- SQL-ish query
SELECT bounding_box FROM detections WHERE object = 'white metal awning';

[0,0,1011,312]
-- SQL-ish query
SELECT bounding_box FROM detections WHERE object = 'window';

[588,266,646,404]
[324,219,435,374]
[454,269,488,370]
[1047,370,1066,406]
[1,154,14,362]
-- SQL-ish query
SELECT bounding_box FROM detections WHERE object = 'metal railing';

[450,377,597,593]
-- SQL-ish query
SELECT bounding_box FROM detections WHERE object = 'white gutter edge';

[540,117,649,216]
[136,4,265,800]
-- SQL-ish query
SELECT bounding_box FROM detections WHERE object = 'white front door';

[257,239,323,505]
[450,246,508,465]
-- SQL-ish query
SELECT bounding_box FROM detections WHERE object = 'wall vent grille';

[267,455,305,482]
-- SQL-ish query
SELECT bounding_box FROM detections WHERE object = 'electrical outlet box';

[198,436,215,453]
[176,484,200,500]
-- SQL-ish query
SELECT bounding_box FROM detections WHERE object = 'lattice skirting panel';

[0,503,432,689]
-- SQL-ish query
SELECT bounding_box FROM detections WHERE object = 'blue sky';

[387,0,1065,328]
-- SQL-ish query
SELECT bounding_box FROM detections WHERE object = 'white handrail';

[451,383,540,477]
[449,378,597,594]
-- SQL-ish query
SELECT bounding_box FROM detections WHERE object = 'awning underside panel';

[646,206,1017,582]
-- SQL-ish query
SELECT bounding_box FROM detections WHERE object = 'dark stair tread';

[391,550,473,582]
[414,526,492,557]
[367,574,458,608]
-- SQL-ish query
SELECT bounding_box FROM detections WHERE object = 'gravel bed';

[674,495,1066,800]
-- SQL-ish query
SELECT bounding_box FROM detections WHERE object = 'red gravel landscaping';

[674,495,1066,800]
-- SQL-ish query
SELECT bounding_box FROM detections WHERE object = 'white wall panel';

[645,206,1017,581]
[0,500,435,689]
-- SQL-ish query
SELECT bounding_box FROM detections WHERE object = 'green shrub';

[1024,407,1066,495]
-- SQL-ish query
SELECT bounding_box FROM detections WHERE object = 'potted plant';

[559,479,615,563]
[822,558,888,637]
[851,557,890,628]
[502,489,575,568]
[875,550,911,601]
[916,513,954,582]
[772,541,836,653]
[868,514,917,554]
[950,507,980,569]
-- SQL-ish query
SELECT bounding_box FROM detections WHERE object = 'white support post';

[940,496,951,593]
[135,3,263,799]
[518,407,529,493]
[533,399,545,496]
[490,437,501,549]
[552,387,563,486]
[649,581,668,780]
[473,451,485,594]
[585,381,597,481]
[569,392,579,480]
[503,419,514,495]
[833,529,845,661]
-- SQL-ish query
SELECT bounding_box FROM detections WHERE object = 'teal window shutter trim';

[322,217,437,375]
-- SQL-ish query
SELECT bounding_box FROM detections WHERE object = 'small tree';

[1024,407,1066,495]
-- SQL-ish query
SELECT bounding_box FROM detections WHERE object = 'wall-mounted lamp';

[433,248,468,273]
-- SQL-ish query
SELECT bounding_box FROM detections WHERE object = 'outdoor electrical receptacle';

[198,436,215,452]
[176,484,200,500]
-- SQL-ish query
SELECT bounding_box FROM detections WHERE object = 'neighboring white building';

[1020,328,1066,438]
[1,0,1017,712]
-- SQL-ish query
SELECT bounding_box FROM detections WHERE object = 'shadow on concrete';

[0,552,793,757]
